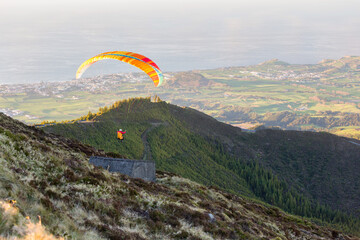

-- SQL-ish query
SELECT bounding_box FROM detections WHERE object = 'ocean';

[1,0,360,85]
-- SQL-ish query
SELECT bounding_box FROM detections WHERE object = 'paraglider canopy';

[76,51,164,87]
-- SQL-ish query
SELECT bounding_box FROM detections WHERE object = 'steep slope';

[42,98,360,234]
[2,113,358,239]
[242,129,360,214]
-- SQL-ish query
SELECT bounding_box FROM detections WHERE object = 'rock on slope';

[0,112,358,240]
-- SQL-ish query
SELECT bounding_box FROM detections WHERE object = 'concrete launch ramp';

[89,156,156,182]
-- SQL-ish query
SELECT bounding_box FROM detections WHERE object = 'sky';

[1,0,360,84]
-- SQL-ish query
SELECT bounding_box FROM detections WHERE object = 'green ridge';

[43,97,360,235]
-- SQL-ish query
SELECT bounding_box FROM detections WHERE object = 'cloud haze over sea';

[1,0,360,84]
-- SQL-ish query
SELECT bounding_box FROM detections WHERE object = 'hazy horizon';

[1,0,360,84]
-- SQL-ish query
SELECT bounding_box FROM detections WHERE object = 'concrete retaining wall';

[89,156,156,182]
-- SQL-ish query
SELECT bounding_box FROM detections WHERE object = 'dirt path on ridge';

[141,122,167,161]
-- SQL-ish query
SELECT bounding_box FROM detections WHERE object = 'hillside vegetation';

[43,97,360,235]
[2,113,359,239]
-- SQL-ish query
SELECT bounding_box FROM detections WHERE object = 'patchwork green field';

[1,56,360,139]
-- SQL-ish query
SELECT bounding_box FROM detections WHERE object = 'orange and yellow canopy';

[76,51,163,87]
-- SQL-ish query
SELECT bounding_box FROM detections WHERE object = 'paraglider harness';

[117,129,126,142]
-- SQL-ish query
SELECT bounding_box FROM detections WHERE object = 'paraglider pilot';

[117,129,126,142]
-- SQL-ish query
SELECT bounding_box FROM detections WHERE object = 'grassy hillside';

[43,97,360,235]
[44,98,254,198]
[3,113,359,239]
